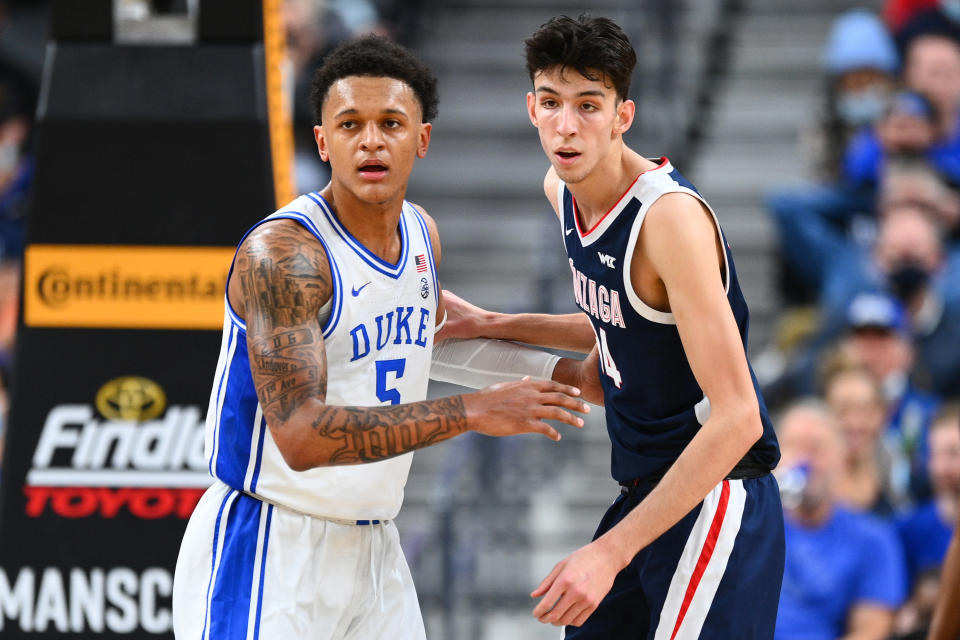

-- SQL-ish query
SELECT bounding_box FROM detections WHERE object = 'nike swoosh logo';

[565,228,575,236]
[351,282,371,297]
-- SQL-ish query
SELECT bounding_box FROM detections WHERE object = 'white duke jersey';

[204,192,440,521]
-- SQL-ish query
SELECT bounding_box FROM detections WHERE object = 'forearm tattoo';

[310,395,467,464]
[239,221,468,467]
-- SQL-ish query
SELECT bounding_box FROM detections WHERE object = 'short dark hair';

[524,15,636,101]
[311,35,438,124]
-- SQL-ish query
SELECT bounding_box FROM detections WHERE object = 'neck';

[322,180,405,258]
[567,144,654,227]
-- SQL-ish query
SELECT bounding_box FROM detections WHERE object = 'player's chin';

[552,163,590,185]
[351,181,401,205]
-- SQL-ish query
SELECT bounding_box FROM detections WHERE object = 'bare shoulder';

[639,191,723,285]
[642,192,715,247]
[409,201,442,265]
[232,218,333,323]
[544,167,561,218]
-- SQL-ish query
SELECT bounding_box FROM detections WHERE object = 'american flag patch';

[415,254,428,273]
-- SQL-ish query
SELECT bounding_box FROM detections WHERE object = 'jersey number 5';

[376,358,407,404]
[594,327,623,388]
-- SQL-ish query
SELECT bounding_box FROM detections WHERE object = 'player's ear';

[314,124,329,162]
[526,92,539,127]
[613,99,635,136]
[416,122,432,159]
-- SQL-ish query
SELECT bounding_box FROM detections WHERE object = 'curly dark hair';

[310,35,438,124]
[524,15,636,101]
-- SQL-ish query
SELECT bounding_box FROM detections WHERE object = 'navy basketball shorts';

[564,474,785,640]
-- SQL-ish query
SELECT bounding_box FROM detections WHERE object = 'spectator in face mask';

[842,90,960,186]
[846,31,960,188]
[820,202,960,333]
[760,200,960,406]
[765,9,897,306]
[822,9,901,179]
[775,401,907,640]
[870,207,960,397]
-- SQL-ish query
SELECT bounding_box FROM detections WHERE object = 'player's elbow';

[281,448,315,472]
[269,420,321,472]
[734,399,763,446]
[716,396,763,449]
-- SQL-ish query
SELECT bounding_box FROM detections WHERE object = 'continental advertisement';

[24,245,234,330]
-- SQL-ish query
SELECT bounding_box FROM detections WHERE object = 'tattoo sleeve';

[308,396,467,464]
[237,220,468,469]
[239,221,331,424]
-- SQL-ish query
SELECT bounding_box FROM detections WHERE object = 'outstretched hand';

[464,378,589,441]
[531,541,623,628]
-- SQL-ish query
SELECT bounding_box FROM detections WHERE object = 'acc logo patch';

[420,277,429,299]
[95,376,167,422]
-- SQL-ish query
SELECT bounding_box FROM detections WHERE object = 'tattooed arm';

[229,219,588,471]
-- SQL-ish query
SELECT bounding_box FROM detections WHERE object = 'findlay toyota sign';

[23,376,211,518]
[1,374,215,637]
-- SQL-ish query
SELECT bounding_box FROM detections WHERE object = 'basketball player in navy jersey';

[441,15,784,638]
[172,36,590,639]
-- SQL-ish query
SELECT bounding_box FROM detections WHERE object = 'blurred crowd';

[762,1,960,638]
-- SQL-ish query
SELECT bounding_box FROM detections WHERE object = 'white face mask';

[942,0,960,22]
[0,142,19,175]
[836,86,891,126]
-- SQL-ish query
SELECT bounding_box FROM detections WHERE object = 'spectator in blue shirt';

[897,404,960,585]
[775,401,907,640]
[842,90,960,186]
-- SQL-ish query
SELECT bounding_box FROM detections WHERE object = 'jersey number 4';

[376,358,406,404]
[594,327,623,388]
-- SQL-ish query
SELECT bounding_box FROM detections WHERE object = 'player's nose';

[557,105,578,137]
[359,121,385,150]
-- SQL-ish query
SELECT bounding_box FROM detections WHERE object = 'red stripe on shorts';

[669,479,731,640]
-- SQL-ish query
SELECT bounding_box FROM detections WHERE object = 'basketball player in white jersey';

[171,36,590,639]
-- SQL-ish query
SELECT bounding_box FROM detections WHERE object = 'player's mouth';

[554,149,581,166]
[358,160,389,180]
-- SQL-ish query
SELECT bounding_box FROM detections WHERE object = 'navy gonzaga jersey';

[559,158,780,482]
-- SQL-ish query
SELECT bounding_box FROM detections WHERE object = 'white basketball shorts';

[172,481,426,639]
